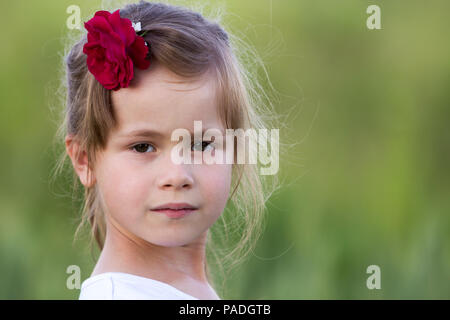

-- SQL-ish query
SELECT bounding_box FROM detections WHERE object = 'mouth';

[150,202,198,219]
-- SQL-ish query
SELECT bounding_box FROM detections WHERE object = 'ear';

[65,135,96,187]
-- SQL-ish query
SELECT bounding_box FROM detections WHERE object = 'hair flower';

[82,10,151,91]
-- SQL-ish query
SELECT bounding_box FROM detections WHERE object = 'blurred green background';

[0,0,449,299]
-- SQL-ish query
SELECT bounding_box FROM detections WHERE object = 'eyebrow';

[117,129,165,139]
[117,127,225,139]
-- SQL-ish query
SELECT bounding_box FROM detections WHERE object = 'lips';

[151,202,198,210]
[150,202,198,218]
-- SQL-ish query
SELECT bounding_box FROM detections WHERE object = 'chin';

[144,229,205,248]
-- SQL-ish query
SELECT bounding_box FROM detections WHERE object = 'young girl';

[57,0,277,300]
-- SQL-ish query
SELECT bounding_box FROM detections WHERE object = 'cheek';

[96,156,150,214]
[198,164,232,211]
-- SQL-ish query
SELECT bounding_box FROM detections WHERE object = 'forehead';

[110,63,222,136]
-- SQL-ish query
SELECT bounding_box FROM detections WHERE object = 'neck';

[91,215,210,286]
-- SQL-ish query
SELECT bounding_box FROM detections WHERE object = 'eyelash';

[130,141,214,153]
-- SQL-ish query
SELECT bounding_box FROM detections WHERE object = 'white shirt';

[79,272,199,300]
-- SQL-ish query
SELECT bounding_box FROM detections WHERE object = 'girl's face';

[93,64,232,247]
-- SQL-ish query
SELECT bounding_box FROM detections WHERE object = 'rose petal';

[127,36,150,69]
[109,10,136,47]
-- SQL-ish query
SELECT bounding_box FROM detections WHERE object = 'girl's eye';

[132,143,156,153]
[191,141,214,152]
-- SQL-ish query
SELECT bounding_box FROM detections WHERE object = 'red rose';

[83,10,150,90]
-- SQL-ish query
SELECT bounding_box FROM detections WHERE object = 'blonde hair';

[54,0,279,296]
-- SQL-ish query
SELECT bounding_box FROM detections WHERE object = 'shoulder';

[79,273,114,299]
[79,272,199,300]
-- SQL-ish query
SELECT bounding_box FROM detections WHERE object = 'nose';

[156,159,194,191]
